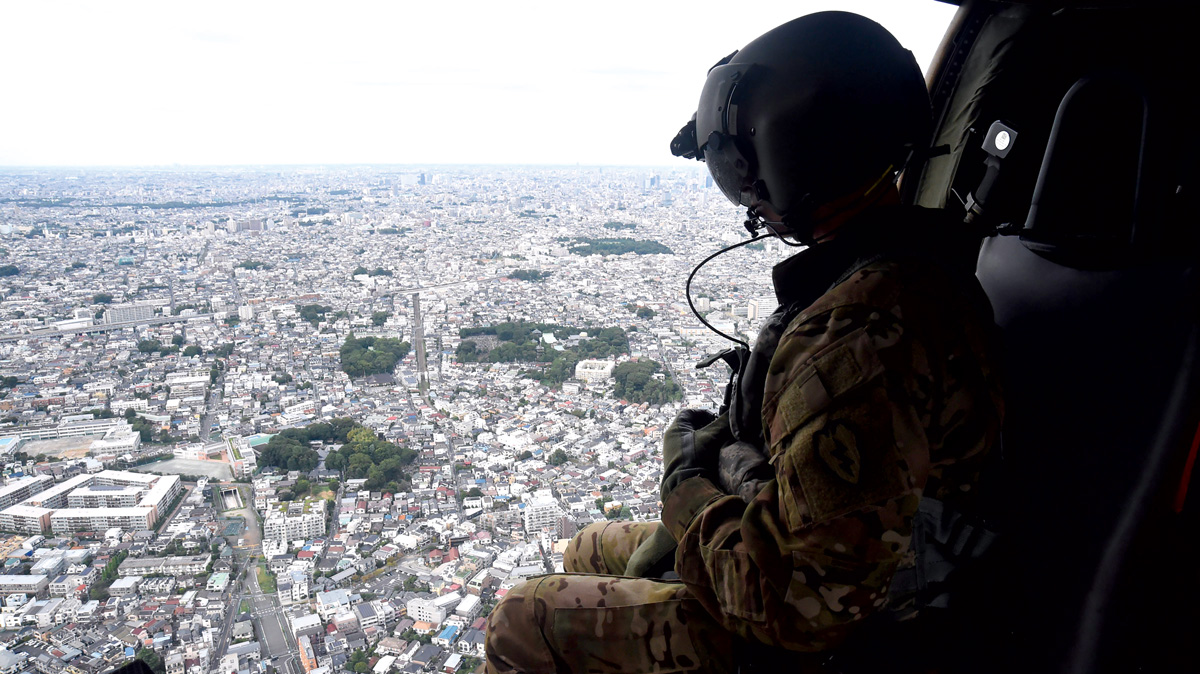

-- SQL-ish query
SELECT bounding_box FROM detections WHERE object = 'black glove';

[660,409,731,502]
[718,441,775,502]
[625,524,679,579]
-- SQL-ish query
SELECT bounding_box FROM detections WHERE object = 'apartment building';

[0,476,52,510]
[0,505,51,534]
[263,510,325,542]
[0,575,49,597]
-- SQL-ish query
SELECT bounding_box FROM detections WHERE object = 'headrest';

[1019,75,1149,268]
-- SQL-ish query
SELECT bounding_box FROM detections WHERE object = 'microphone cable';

[685,225,767,350]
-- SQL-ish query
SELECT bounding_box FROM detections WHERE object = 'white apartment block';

[0,505,51,535]
[0,476,52,510]
[0,575,49,597]
[573,359,615,383]
[67,485,144,508]
[290,571,309,603]
[103,303,155,324]
[0,471,180,534]
[405,597,448,625]
[5,419,127,442]
[522,491,563,539]
[118,555,210,577]
[263,510,325,542]
[50,508,154,534]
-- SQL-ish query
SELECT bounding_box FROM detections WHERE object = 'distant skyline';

[0,1,957,167]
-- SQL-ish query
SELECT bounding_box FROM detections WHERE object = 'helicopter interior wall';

[916,3,1192,237]
[911,2,1200,671]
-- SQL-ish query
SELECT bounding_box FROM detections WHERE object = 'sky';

[0,1,958,167]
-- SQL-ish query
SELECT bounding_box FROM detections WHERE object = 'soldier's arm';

[662,298,998,651]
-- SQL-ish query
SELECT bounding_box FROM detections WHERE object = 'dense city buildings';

[0,166,798,674]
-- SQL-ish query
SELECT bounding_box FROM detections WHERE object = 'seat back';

[975,73,1200,673]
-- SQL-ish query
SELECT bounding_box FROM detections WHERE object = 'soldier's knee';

[485,578,553,674]
[563,521,609,574]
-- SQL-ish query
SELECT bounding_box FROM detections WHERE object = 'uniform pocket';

[696,546,767,623]
[551,600,703,673]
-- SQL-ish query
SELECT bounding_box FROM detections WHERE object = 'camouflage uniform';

[486,208,1003,673]
[486,520,738,674]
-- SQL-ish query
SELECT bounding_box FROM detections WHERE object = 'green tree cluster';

[183,345,203,357]
[602,221,637,230]
[612,360,683,405]
[371,311,391,326]
[90,550,128,600]
[298,304,333,325]
[325,426,416,491]
[137,649,165,674]
[456,322,629,387]
[399,628,432,645]
[460,321,563,342]
[137,339,161,354]
[403,575,431,593]
[92,293,113,304]
[237,260,269,270]
[509,269,550,281]
[548,449,569,466]
[340,334,411,378]
[257,418,359,471]
[567,237,673,256]
[0,265,18,277]
[606,505,633,520]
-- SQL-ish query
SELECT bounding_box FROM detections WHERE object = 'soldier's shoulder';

[782,259,907,341]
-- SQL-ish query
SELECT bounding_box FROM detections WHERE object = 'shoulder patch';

[815,419,861,484]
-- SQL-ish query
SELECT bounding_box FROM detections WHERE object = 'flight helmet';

[671,11,932,240]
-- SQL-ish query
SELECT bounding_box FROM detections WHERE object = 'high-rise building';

[523,491,563,539]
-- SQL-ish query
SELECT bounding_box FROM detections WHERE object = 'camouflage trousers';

[485,521,737,674]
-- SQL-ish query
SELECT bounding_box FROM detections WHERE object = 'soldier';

[485,11,1002,674]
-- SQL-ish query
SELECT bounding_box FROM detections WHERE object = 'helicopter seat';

[974,73,1200,672]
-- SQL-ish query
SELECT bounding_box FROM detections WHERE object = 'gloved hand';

[718,441,775,502]
[625,523,679,579]
[660,409,731,502]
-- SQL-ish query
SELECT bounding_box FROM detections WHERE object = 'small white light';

[994,130,1011,151]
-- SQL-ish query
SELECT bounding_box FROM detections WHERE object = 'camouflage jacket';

[662,207,1003,652]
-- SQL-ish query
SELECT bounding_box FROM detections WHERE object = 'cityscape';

[0,166,800,674]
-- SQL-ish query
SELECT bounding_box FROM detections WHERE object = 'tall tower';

[411,292,428,394]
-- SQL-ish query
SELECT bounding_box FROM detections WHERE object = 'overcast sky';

[0,1,957,167]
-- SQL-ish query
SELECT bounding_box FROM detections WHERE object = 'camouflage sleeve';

[662,274,1001,652]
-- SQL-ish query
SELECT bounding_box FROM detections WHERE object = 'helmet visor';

[696,63,754,207]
